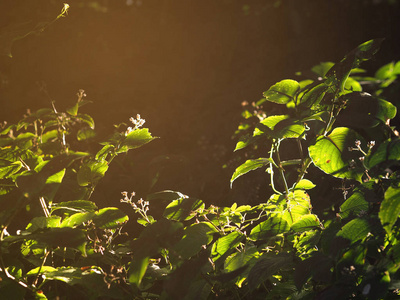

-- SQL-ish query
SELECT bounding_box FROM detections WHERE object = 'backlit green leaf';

[163,198,204,221]
[119,128,156,153]
[93,207,129,229]
[174,222,218,259]
[291,214,321,233]
[249,214,290,240]
[379,184,400,235]
[231,158,272,187]
[340,190,368,219]
[260,80,300,105]
[309,127,365,182]
[337,218,370,244]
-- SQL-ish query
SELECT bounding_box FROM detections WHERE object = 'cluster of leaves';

[1,39,400,300]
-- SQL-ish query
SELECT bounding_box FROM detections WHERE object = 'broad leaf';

[309,127,365,182]
[379,184,400,235]
[231,158,272,187]
[249,214,290,240]
[290,214,321,233]
[163,198,204,221]
[340,190,368,219]
[93,207,129,229]
[336,218,370,244]
[77,160,108,186]
[174,222,217,259]
[337,92,397,128]
[260,80,300,105]
[365,139,400,169]
[212,231,244,262]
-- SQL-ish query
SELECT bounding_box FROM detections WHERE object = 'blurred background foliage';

[1,0,399,207]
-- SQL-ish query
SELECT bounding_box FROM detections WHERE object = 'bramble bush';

[1,39,400,299]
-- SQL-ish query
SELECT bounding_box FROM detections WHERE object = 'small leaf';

[119,128,156,153]
[61,212,95,228]
[294,179,316,190]
[260,80,300,105]
[231,158,272,187]
[0,161,22,179]
[379,184,400,235]
[66,102,79,116]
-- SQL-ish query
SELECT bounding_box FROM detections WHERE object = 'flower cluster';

[125,114,145,135]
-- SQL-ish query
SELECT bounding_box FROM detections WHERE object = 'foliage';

[1,39,400,299]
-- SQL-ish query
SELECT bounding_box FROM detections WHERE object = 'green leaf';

[212,231,244,261]
[247,253,293,290]
[93,207,129,229]
[379,184,400,235]
[0,161,22,179]
[337,92,397,128]
[311,62,334,77]
[61,212,95,228]
[343,77,362,93]
[294,179,316,190]
[95,144,115,161]
[128,255,150,287]
[119,128,156,153]
[26,266,57,276]
[163,198,204,221]
[309,127,365,182]
[326,39,384,92]
[336,218,370,244]
[51,200,98,214]
[290,214,321,233]
[66,102,79,116]
[375,61,395,80]
[77,160,108,186]
[365,139,400,169]
[249,214,290,240]
[76,114,95,129]
[254,115,305,139]
[340,190,368,219]
[174,222,218,259]
[230,158,272,187]
[300,83,330,108]
[260,80,300,105]
[77,127,96,141]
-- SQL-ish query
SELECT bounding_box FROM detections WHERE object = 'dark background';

[1,0,399,207]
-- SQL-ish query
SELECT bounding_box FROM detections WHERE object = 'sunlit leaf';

[379,184,400,235]
[212,231,244,262]
[163,198,204,221]
[260,80,300,105]
[309,127,365,182]
[174,222,217,259]
[61,212,95,228]
[51,200,98,213]
[336,218,370,244]
[77,160,108,186]
[340,190,368,219]
[365,139,400,169]
[291,214,321,233]
[230,158,272,187]
[249,214,290,240]
[93,207,129,229]
[294,179,316,190]
[119,128,156,153]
